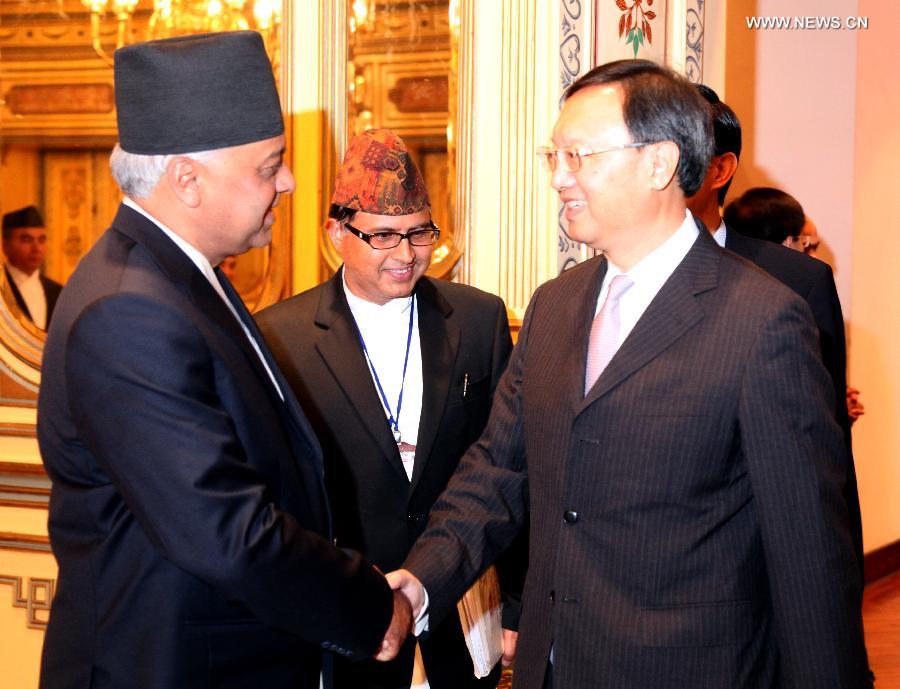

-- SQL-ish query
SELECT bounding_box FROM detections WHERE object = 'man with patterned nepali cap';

[257,128,523,689]
[37,32,410,689]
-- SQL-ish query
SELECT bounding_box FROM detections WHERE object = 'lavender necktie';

[584,274,634,395]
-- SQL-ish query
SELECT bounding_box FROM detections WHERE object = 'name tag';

[398,441,416,480]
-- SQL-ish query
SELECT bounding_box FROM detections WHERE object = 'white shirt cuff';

[413,585,430,636]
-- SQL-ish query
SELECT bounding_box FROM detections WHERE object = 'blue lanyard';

[354,294,416,444]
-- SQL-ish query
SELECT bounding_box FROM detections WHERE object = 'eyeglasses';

[344,221,441,250]
[782,234,818,254]
[536,142,651,173]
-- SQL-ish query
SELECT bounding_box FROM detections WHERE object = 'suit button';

[407,513,421,525]
[549,590,556,604]
[563,510,579,524]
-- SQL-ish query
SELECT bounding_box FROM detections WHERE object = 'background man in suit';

[257,128,517,689]
[389,60,870,689]
[685,85,863,574]
[2,205,62,329]
[723,186,806,244]
[37,32,409,689]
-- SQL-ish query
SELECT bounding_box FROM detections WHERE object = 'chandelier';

[81,0,282,69]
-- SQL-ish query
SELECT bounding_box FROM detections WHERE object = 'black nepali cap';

[3,206,45,231]
[114,31,284,155]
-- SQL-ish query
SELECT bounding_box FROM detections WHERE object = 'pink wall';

[725,0,860,313]
[724,0,900,553]
[849,0,900,553]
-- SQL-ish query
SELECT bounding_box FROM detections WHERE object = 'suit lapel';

[186,269,268,372]
[217,269,323,449]
[111,204,330,526]
[409,278,459,492]
[578,230,720,413]
[313,270,409,481]
[5,266,34,321]
[216,270,329,531]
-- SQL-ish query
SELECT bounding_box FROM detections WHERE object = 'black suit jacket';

[405,228,869,689]
[257,271,513,689]
[37,205,393,689]
[5,265,63,328]
[724,228,863,572]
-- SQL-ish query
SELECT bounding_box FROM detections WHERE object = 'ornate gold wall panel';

[351,51,450,136]
[39,151,119,284]
[0,0,124,143]
[319,0,462,280]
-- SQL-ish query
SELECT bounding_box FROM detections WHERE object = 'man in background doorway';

[2,205,62,329]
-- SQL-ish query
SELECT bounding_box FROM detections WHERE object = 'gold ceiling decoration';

[80,0,282,68]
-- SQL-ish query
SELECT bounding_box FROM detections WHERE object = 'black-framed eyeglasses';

[344,221,441,250]
[536,142,651,173]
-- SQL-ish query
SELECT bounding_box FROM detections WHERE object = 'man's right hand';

[386,568,426,618]
[374,590,412,662]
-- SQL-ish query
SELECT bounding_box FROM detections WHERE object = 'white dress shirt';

[6,263,48,329]
[594,209,700,349]
[343,277,428,685]
[122,197,283,400]
[713,219,727,247]
[343,274,424,481]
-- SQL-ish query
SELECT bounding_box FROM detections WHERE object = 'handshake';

[373,568,519,668]
[374,569,425,661]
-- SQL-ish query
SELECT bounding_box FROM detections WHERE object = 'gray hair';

[109,144,216,198]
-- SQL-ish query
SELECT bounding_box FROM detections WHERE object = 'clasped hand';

[373,569,426,662]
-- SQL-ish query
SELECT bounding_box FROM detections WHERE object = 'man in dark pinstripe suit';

[389,60,870,689]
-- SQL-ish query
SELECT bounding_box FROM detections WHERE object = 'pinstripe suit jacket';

[405,228,870,689]
[724,228,863,576]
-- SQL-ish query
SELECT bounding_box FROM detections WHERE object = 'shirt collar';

[5,263,39,286]
[122,197,218,284]
[713,219,727,248]
[608,209,699,286]
[341,268,414,317]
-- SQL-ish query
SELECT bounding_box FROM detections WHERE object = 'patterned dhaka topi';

[331,129,430,216]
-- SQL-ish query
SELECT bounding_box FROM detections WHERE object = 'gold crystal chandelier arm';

[83,0,137,67]
[84,0,279,70]
[89,11,116,67]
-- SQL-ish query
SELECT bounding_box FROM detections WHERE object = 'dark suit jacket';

[405,228,869,689]
[5,265,63,328]
[256,271,513,689]
[724,228,863,572]
[37,205,393,689]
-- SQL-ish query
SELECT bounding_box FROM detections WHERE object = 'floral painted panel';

[595,0,667,64]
